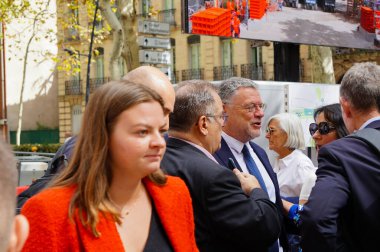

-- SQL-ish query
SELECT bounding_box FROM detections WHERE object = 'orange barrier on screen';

[191,8,232,36]
[250,0,267,19]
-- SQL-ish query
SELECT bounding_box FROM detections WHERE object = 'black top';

[143,205,173,252]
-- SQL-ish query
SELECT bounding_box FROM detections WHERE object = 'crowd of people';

[0,62,379,252]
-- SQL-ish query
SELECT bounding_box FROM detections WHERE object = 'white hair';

[267,113,305,149]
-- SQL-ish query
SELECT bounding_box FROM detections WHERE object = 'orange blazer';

[21,176,198,252]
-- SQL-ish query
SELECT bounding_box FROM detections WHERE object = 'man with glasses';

[162,80,282,252]
[214,77,289,252]
[300,62,380,251]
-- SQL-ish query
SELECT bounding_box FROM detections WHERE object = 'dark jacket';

[214,138,291,251]
[161,137,282,252]
[300,120,380,252]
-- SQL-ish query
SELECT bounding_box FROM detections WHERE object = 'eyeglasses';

[265,127,277,136]
[228,103,266,113]
[206,114,228,126]
[309,122,336,136]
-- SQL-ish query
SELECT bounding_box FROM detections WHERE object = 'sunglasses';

[309,122,336,136]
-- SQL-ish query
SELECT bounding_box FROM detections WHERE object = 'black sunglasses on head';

[309,122,336,136]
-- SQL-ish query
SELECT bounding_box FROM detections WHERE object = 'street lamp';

[64,0,99,105]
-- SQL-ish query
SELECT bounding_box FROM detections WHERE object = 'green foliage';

[0,0,31,23]
[56,0,112,75]
[13,143,61,153]
[5,0,57,64]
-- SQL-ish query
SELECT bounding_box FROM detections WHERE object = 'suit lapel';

[249,142,276,181]
[75,211,125,251]
[213,137,242,171]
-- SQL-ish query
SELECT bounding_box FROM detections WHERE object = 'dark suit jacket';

[300,120,380,252]
[162,137,282,252]
[213,138,290,251]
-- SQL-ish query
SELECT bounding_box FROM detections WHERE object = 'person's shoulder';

[321,135,365,153]
[165,175,188,189]
[22,186,76,212]
[145,177,192,206]
[21,186,76,222]
[37,185,76,200]
[294,150,314,166]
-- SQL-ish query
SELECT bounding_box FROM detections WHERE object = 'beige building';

[57,0,380,143]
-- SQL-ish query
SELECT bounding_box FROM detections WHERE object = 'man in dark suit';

[213,77,289,251]
[161,80,282,252]
[300,62,380,251]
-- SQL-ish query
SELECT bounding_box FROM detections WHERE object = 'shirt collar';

[359,116,380,130]
[169,136,219,163]
[278,149,298,168]
[222,131,247,153]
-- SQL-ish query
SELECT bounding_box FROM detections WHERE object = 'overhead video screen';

[182,0,380,50]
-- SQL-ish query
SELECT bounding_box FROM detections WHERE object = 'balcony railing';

[299,61,304,81]
[65,79,82,95]
[158,9,176,26]
[213,65,237,81]
[241,64,264,80]
[90,77,111,92]
[182,68,204,81]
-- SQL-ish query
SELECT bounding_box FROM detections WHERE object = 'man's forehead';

[233,87,261,100]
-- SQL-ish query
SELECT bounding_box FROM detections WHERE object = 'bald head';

[123,66,175,117]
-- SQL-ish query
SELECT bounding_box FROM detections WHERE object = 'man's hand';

[233,168,261,195]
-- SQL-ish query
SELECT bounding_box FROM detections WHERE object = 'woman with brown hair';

[21,81,198,251]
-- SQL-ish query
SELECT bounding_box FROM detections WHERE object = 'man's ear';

[7,215,29,252]
[340,97,351,119]
[196,116,209,136]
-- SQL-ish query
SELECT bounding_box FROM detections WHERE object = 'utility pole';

[0,23,8,142]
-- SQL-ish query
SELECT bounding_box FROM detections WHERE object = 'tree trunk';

[121,0,139,72]
[16,33,35,145]
[101,0,124,80]
[310,46,335,84]
[16,0,50,145]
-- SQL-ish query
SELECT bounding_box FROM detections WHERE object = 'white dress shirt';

[273,149,316,198]
[222,132,277,203]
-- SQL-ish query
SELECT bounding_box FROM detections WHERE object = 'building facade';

[57,0,380,143]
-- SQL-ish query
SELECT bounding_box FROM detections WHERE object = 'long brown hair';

[51,80,167,237]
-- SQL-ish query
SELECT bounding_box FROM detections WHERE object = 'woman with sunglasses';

[286,103,349,229]
[299,103,349,204]
[309,103,349,154]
